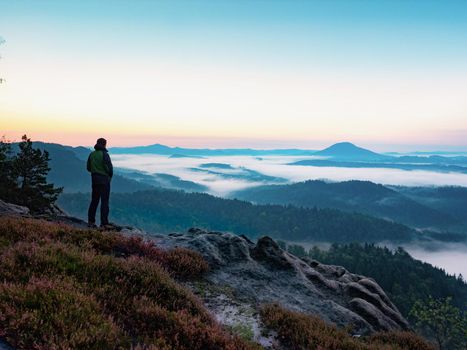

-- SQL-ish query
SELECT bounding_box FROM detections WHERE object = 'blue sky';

[1,0,466,150]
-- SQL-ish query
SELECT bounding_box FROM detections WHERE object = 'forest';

[59,188,418,243]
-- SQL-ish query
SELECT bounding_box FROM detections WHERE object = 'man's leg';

[100,182,110,225]
[87,183,100,225]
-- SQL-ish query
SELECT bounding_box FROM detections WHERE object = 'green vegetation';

[260,303,435,350]
[395,185,467,228]
[410,297,467,350]
[233,180,466,233]
[283,242,467,319]
[0,135,62,213]
[228,323,255,342]
[59,189,416,243]
[0,216,257,350]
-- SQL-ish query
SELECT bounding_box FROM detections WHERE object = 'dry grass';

[0,216,258,350]
[260,303,436,350]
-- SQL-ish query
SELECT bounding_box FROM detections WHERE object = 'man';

[87,137,113,228]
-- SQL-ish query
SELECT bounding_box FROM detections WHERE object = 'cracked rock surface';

[155,228,409,337]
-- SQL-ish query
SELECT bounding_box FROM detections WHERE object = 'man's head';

[96,138,107,147]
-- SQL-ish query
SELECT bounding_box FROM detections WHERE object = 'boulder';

[0,200,29,216]
[156,228,410,335]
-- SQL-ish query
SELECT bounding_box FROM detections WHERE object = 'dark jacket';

[87,144,113,184]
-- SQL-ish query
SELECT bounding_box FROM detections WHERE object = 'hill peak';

[316,142,388,160]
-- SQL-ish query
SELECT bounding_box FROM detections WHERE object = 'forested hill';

[232,180,465,233]
[297,243,467,318]
[58,189,417,243]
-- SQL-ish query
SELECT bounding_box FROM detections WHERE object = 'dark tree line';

[59,188,416,243]
[0,135,62,213]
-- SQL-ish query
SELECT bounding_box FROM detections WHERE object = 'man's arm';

[103,152,113,178]
[86,154,92,172]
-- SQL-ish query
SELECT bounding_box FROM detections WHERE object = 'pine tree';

[0,136,18,202]
[12,135,63,213]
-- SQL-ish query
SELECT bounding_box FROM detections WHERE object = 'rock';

[155,228,410,335]
[0,200,30,216]
[0,337,14,350]
[251,236,294,270]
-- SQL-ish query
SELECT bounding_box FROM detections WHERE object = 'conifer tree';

[0,137,17,202]
[12,135,63,213]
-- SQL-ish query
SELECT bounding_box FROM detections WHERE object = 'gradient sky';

[1,0,466,150]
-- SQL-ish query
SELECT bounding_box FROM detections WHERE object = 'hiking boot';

[100,223,118,230]
[88,222,97,228]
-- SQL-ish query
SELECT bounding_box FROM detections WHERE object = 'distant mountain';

[393,186,467,226]
[189,166,288,183]
[199,163,235,169]
[110,143,317,156]
[169,154,205,159]
[289,159,467,174]
[115,168,208,192]
[314,142,390,161]
[232,180,465,232]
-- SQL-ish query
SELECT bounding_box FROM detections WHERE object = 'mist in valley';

[112,154,467,196]
[402,243,467,278]
[111,154,467,276]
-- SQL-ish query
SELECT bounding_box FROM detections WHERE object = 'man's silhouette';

[87,138,113,228]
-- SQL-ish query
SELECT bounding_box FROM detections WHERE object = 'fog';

[403,243,467,278]
[112,154,467,276]
[113,154,467,196]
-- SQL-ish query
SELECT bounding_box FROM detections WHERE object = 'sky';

[1,0,467,151]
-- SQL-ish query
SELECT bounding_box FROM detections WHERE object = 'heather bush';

[367,331,436,350]
[261,303,365,350]
[0,216,209,277]
[0,216,256,350]
[0,277,121,349]
[260,303,436,350]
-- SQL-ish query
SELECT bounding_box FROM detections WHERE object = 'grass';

[0,216,259,350]
[260,303,436,350]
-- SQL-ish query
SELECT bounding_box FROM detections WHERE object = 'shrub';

[367,331,436,350]
[260,303,435,350]
[0,216,209,278]
[0,277,121,350]
[0,216,256,350]
[261,303,365,350]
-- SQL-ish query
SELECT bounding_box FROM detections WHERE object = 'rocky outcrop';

[0,204,410,346]
[0,200,30,216]
[155,228,409,339]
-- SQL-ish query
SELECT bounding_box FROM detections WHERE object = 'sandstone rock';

[155,228,410,335]
[0,199,30,216]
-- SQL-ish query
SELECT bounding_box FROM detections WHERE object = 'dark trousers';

[88,182,110,225]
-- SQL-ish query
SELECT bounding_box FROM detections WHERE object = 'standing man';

[87,138,113,228]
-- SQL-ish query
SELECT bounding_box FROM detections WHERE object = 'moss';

[228,323,255,341]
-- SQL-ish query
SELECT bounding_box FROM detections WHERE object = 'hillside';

[0,213,435,350]
[393,186,467,226]
[314,142,390,161]
[232,180,464,232]
[109,143,316,156]
[290,159,467,174]
[58,188,417,243]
